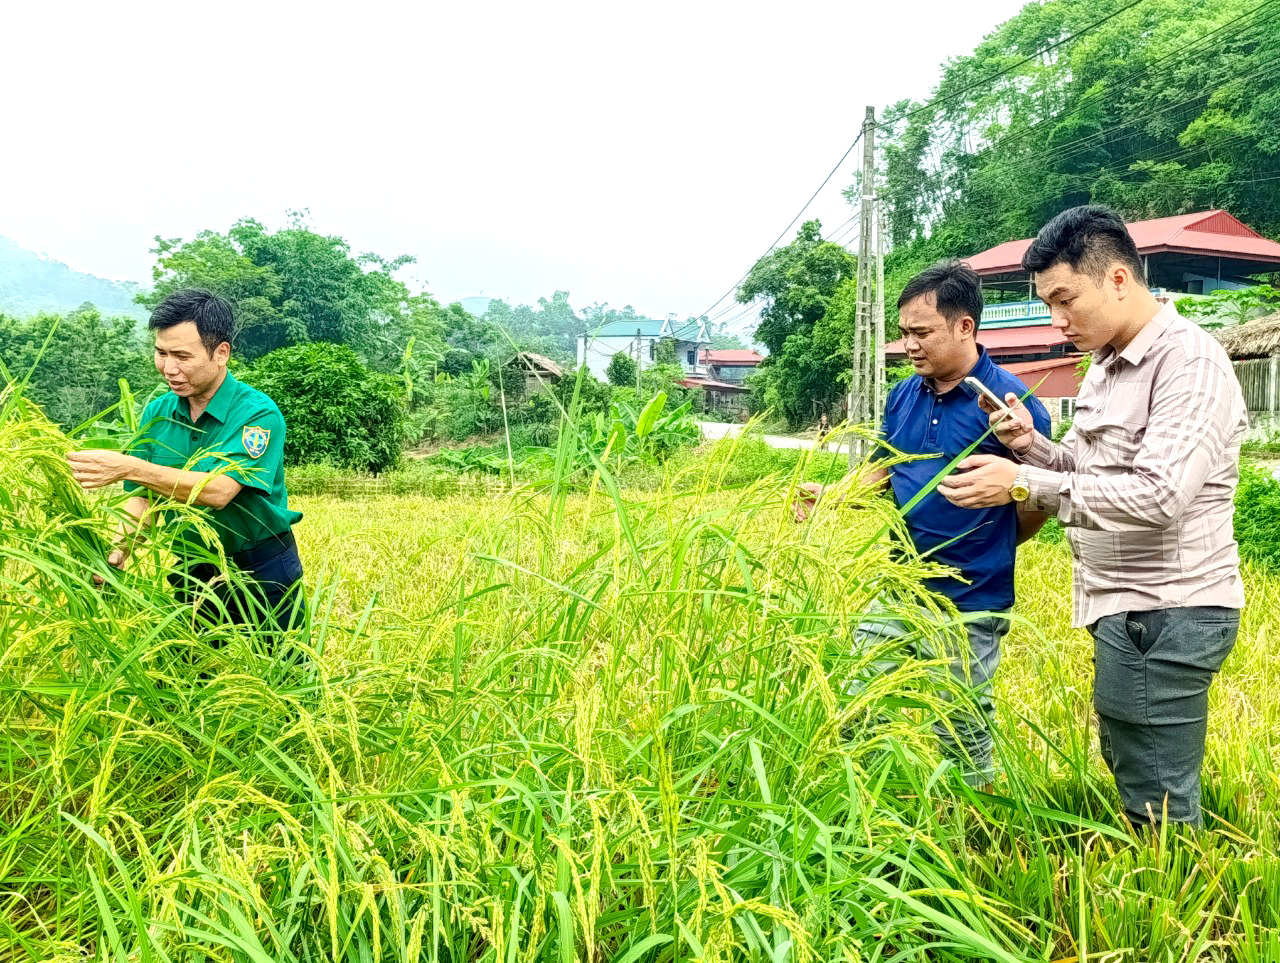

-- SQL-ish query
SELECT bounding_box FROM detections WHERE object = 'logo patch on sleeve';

[242,425,270,458]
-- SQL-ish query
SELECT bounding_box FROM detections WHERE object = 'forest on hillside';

[875,0,1280,280]
[741,0,1280,427]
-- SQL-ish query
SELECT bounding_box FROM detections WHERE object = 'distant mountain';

[0,236,147,318]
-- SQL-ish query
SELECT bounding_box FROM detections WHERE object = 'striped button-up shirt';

[1022,300,1247,628]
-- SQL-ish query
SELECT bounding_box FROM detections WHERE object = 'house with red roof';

[885,210,1280,426]
[680,349,765,419]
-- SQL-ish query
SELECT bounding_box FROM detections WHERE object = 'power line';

[699,0,1160,338]
[698,0,1271,343]
[693,131,865,325]
[963,0,1280,165]
[890,0,1280,203]
[872,0,1280,247]
[897,0,1155,123]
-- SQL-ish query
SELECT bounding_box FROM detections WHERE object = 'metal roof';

[966,210,1280,277]
[588,319,666,338]
[886,325,1070,355]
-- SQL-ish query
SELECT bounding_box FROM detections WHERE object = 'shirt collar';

[924,345,992,400]
[1095,298,1177,368]
[191,370,237,424]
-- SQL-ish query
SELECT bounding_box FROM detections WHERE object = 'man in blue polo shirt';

[799,260,1052,786]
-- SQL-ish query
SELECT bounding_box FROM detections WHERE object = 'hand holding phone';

[964,377,1014,415]
[965,377,1036,454]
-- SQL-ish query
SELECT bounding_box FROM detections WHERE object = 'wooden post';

[850,105,876,466]
[1270,350,1279,417]
[873,197,886,436]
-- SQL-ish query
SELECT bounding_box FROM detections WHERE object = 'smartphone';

[963,376,1014,414]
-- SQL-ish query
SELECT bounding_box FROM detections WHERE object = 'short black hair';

[148,288,235,354]
[897,259,984,331]
[1021,204,1146,285]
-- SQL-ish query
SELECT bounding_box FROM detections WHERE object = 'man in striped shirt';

[938,205,1247,828]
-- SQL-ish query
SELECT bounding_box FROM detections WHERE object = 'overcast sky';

[2,0,1027,333]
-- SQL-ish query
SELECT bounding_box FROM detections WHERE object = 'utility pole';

[635,327,642,393]
[850,105,876,467]
[873,197,886,436]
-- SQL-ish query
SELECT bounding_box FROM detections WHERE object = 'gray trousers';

[852,608,1010,786]
[1089,606,1239,828]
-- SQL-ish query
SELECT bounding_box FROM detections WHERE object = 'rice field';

[3,389,1280,961]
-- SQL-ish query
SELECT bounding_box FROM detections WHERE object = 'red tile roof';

[966,210,1280,276]
[702,349,764,365]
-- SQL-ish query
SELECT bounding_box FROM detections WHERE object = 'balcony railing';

[983,301,1052,325]
[983,288,1175,327]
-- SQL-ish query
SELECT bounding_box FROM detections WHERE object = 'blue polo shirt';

[878,348,1052,612]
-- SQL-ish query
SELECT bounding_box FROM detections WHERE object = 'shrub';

[241,342,405,472]
[1236,465,1280,572]
[606,351,637,387]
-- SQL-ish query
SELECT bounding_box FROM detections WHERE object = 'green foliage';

[654,337,679,366]
[1177,284,1280,327]
[602,391,699,463]
[874,0,1280,312]
[736,221,857,429]
[241,342,405,472]
[1235,465,1280,572]
[141,212,416,362]
[606,350,637,387]
[0,305,156,427]
[524,383,699,479]
[423,444,508,475]
[705,320,750,350]
[687,435,851,489]
[482,290,581,362]
[886,361,916,388]
[7,376,1280,959]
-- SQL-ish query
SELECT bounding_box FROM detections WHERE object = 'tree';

[484,290,582,361]
[735,221,857,428]
[240,342,405,472]
[871,0,1280,305]
[654,338,679,367]
[606,351,637,387]
[0,305,156,427]
[705,320,749,350]
[140,212,416,362]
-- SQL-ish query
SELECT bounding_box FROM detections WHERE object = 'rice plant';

[2,382,1278,961]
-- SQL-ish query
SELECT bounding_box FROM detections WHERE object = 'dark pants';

[170,531,306,653]
[1089,606,1239,828]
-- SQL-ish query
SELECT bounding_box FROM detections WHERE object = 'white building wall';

[577,334,657,381]
[575,333,711,381]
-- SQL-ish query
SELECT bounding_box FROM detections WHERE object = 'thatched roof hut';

[1214,312,1280,360]
[505,352,565,379]
[504,352,565,398]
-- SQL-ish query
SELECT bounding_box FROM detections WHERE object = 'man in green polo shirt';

[67,288,305,638]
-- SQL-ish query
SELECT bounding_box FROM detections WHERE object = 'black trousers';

[1089,606,1239,827]
[169,531,307,649]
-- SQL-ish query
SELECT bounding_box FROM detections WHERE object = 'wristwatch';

[1009,465,1030,503]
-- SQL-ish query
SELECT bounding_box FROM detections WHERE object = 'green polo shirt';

[124,371,302,557]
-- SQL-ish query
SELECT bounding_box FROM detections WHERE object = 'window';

[686,350,696,366]
[1059,397,1076,421]
[649,342,655,360]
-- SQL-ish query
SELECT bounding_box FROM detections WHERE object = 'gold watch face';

[1010,484,1030,502]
